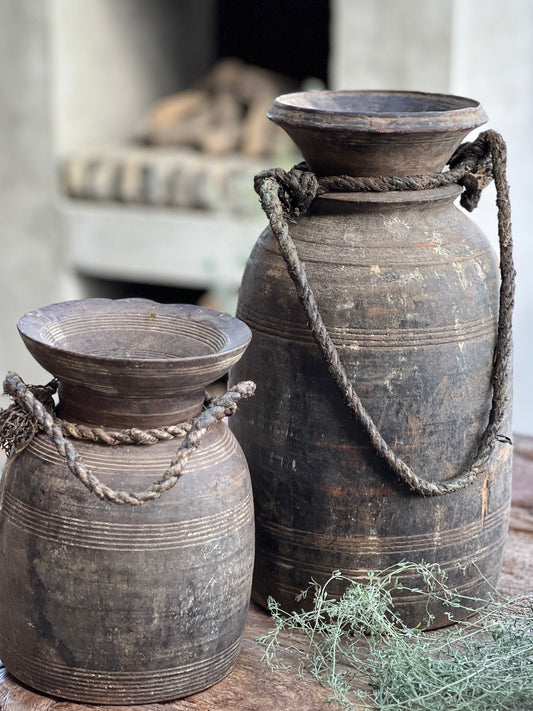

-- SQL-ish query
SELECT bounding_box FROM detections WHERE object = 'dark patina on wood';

[230,91,512,629]
[0,299,255,704]
[0,442,532,711]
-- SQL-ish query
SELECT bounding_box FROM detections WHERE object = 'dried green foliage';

[258,563,533,710]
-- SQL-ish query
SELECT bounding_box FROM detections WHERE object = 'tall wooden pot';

[229,91,512,629]
[0,299,254,704]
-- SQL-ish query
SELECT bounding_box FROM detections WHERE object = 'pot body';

[0,300,254,704]
[230,186,512,628]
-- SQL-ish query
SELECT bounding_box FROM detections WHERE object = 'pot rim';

[17,298,251,367]
[268,90,488,133]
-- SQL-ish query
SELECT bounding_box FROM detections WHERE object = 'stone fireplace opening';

[57,0,330,312]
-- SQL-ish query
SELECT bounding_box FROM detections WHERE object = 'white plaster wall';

[0,0,217,391]
[331,0,533,435]
[51,0,216,156]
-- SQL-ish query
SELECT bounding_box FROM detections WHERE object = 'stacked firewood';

[138,58,297,157]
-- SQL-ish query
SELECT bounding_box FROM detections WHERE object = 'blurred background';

[0,0,532,434]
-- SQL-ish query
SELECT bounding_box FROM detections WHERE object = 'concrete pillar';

[0,1,65,388]
[330,0,453,92]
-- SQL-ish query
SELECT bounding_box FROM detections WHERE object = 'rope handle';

[255,129,515,496]
[2,372,256,506]
[59,417,193,445]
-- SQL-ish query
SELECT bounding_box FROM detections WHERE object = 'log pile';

[138,58,297,157]
[62,59,300,211]
[63,144,272,214]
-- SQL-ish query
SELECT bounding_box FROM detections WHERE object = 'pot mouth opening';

[17,299,250,364]
[40,314,225,360]
[269,90,487,131]
[276,90,479,114]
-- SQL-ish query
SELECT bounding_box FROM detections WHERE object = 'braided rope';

[3,372,256,506]
[58,418,192,445]
[0,376,197,448]
[254,133,493,218]
[254,129,514,496]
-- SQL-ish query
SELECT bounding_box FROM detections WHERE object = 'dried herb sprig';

[258,563,533,710]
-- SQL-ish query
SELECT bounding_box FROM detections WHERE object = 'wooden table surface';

[0,437,531,711]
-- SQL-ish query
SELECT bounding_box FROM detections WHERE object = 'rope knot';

[447,131,496,212]
[0,373,57,456]
[255,164,319,220]
[458,172,483,212]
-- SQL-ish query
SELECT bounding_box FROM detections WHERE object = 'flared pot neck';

[268,90,487,177]
[17,299,251,428]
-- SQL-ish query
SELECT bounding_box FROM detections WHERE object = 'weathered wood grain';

[231,178,511,629]
[0,605,332,711]
[0,446,531,711]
